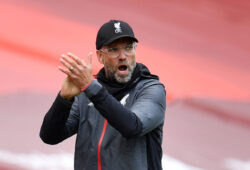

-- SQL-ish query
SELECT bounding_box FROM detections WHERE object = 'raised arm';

[84,80,166,138]
[40,93,80,144]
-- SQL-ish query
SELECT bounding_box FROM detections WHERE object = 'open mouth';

[118,65,128,72]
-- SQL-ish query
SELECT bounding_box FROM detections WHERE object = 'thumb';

[87,52,93,66]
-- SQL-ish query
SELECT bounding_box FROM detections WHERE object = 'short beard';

[105,61,136,84]
[114,61,136,83]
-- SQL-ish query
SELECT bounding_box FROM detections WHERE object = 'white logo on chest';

[120,94,129,106]
[114,22,122,33]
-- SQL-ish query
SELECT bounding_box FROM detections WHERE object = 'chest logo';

[120,94,129,106]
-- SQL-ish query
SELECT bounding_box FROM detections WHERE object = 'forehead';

[106,37,135,47]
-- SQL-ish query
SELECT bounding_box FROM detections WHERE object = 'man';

[40,20,166,170]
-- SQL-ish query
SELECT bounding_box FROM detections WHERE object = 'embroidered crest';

[114,22,122,33]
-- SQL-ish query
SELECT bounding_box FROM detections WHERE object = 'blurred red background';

[0,0,250,169]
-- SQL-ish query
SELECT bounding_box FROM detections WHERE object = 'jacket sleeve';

[130,83,166,136]
[40,93,80,144]
[85,80,166,138]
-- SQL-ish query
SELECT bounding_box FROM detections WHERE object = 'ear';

[96,50,104,64]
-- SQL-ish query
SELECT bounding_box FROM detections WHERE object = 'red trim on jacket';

[97,119,108,170]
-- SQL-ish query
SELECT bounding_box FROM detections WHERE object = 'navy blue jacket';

[40,75,166,170]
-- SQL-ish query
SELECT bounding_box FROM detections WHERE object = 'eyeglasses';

[99,43,137,58]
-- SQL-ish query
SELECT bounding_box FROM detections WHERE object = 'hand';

[58,52,94,100]
[60,76,81,100]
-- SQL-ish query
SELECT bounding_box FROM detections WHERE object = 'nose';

[117,49,127,60]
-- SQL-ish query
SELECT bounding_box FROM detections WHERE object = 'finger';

[58,66,72,76]
[60,57,77,73]
[87,52,93,66]
[80,52,92,68]
[61,54,78,68]
[58,66,77,81]
[67,52,83,65]
[60,57,71,69]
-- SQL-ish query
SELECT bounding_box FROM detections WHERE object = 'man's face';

[98,38,137,83]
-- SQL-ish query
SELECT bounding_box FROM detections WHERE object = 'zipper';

[97,119,108,170]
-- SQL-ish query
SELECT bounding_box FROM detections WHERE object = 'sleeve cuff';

[84,80,103,98]
[57,92,74,106]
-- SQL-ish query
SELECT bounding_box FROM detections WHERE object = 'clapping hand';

[58,52,94,100]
